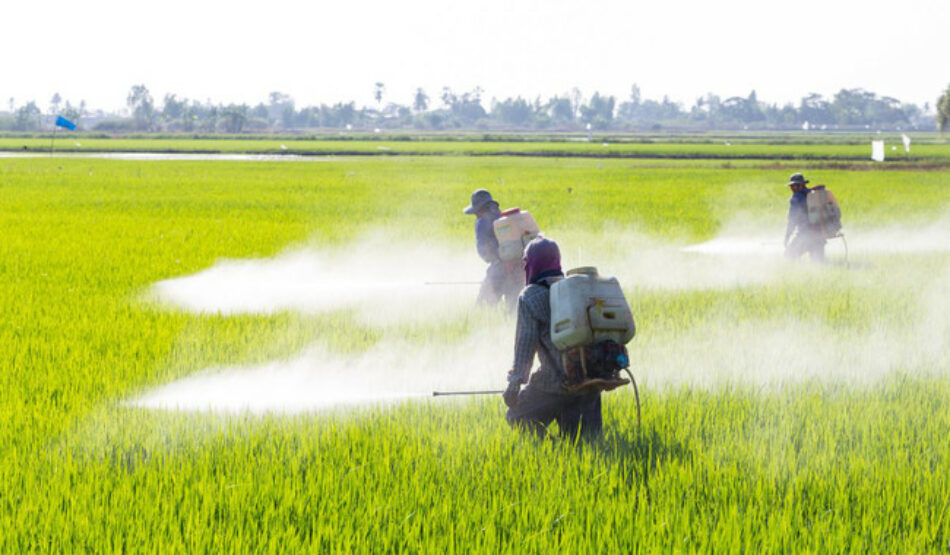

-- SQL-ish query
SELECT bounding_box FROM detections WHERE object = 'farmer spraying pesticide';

[784,173,843,262]
[503,237,637,439]
[463,189,538,311]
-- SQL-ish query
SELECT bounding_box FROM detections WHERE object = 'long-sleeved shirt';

[507,278,568,394]
[474,205,501,264]
[786,187,813,237]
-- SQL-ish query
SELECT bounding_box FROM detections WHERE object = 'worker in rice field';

[463,189,522,311]
[784,172,826,262]
[503,237,602,439]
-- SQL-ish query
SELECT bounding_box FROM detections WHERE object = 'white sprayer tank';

[550,267,635,351]
[493,208,540,261]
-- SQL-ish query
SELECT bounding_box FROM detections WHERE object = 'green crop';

[0,150,947,551]
[2,133,950,162]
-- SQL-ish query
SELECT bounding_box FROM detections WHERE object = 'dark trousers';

[476,261,522,312]
[785,231,826,262]
[506,386,602,439]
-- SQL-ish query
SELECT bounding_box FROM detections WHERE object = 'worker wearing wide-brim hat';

[463,189,522,311]
[784,172,826,262]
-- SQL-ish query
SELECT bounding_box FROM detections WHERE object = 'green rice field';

[2,132,950,162]
[1,144,948,550]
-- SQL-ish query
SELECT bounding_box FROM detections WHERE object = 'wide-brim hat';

[787,173,809,186]
[463,189,495,214]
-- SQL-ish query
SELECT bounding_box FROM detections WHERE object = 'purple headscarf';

[523,236,562,284]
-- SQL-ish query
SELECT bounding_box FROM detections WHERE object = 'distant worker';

[503,237,602,440]
[463,189,523,311]
[784,173,826,262]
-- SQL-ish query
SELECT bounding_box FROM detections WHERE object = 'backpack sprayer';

[808,185,848,267]
[551,267,640,429]
[433,266,641,430]
[427,207,540,286]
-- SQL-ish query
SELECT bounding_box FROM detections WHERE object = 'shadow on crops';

[595,426,691,469]
[582,426,692,500]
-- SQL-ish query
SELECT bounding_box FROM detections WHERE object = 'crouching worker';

[502,237,602,440]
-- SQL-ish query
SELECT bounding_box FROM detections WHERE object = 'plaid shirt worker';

[506,278,569,394]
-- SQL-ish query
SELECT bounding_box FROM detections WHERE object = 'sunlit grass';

[0,153,947,550]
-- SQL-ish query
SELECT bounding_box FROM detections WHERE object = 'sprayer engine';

[562,340,629,385]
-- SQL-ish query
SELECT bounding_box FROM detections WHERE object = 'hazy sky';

[2,0,946,113]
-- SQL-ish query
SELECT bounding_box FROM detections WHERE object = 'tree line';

[3,82,949,133]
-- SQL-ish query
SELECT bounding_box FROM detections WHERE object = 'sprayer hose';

[623,368,642,432]
[838,233,849,268]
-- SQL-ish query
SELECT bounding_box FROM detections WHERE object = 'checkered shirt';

[507,279,567,393]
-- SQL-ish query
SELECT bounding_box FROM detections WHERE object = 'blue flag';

[55,115,76,131]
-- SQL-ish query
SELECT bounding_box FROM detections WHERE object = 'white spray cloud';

[679,217,950,257]
[148,229,794,324]
[136,220,949,414]
[133,325,514,413]
[149,235,487,326]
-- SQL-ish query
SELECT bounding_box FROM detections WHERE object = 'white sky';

[1,0,946,113]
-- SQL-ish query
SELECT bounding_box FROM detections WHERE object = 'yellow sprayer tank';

[806,185,843,237]
[493,207,540,261]
[550,267,635,351]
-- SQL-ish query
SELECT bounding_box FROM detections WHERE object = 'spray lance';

[432,390,503,396]
[430,362,641,431]
[432,267,643,431]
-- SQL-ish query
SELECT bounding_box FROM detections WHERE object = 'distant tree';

[250,103,268,120]
[870,96,909,126]
[618,85,643,122]
[440,87,455,109]
[570,87,583,120]
[831,88,876,125]
[179,104,199,132]
[161,94,187,125]
[7,98,13,113]
[440,87,486,123]
[281,105,296,128]
[937,83,950,132]
[267,92,294,127]
[547,96,573,125]
[688,96,706,121]
[579,92,615,129]
[201,105,218,132]
[374,82,385,106]
[799,92,832,125]
[719,90,764,124]
[704,93,722,119]
[421,111,445,130]
[492,97,534,127]
[319,101,357,127]
[828,88,909,127]
[49,92,61,115]
[221,104,248,133]
[126,84,155,131]
[14,101,41,130]
[629,84,641,106]
[413,88,429,112]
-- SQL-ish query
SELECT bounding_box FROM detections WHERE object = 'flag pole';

[50,119,58,156]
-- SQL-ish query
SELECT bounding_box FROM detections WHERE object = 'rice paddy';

[1,144,947,551]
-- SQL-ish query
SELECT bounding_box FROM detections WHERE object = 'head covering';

[523,236,562,284]
[787,173,809,186]
[463,189,496,215]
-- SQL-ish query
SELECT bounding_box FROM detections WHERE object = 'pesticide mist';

[135,221,950,414]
